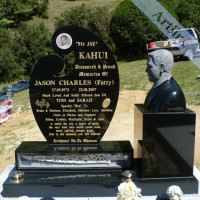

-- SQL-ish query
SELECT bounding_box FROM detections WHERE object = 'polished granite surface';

[1,165,200,199]
[135,104,196,179]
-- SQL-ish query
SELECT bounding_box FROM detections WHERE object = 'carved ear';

[160,64,165,72]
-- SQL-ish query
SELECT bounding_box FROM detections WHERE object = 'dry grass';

[29,0,121,33]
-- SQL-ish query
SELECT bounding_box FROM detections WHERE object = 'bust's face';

[146,56,161,83]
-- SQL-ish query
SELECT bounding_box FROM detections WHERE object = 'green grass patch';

[119,60,150,91]
[118,60,200,105]
[173,60,200,105]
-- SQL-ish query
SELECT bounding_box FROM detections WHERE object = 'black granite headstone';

[29,25,119,145]
[13,26,134,172]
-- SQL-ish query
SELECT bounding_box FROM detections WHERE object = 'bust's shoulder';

[157,77,180,93]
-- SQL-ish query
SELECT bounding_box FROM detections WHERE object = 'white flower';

[118,181,142,200]
[166,185,183,200]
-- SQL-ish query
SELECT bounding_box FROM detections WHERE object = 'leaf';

[0,19,15,27]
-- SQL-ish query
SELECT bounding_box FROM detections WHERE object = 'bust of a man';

[144,49,186,112]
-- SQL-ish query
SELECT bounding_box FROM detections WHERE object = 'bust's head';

[144,49,186,112]
[146,50,173,86]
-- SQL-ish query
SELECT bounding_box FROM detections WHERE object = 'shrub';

[175,0,200,29]
[33,0,49,18]
[0,0,49,27]
[55,4,115,53]
[0,23,51,82]
[15,23,52,76]
[110,0,165,60]
[0,48,25,83]
[0,28,24,82]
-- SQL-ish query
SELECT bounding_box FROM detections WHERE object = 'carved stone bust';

[144,49,186,112]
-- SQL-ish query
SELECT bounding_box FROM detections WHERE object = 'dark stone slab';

[3,167,121,197]
[134,172,199,196]
[29,26,119,145]
[134,104,196,179]
[15,141,133,171]
[3,167,198,197]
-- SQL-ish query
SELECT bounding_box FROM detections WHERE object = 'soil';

[0,90,200,173]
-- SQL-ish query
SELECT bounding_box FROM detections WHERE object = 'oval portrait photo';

[56,33,72,50]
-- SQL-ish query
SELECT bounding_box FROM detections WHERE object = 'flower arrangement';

[117,181,142,200]
[166,185,183,200]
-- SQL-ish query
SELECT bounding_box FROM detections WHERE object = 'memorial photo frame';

[56,33,72,50]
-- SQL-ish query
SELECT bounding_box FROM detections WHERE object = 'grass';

[0,144,5,154]
[12,90,31,110]
[119,60,149,91]
[118,59,200,106]
[2,130,12,137]
[28,0,122,33]
[173,60,200,105]
[0,131,27,154]
[20,120,33,126]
